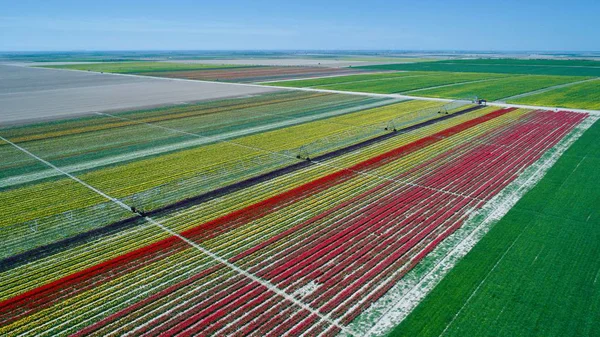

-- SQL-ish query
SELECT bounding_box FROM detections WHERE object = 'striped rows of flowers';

[0,101,491,302]
[2,107,585,336]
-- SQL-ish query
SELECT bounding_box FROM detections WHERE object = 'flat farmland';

[414,75,587,101]
[509,79,600,109]
[267,72,508,94]
[0,93,425,257]
[262,71,431,87]
[43,61,376,83]
[358,58,600,77]
[142,66,371,83]
[390,117,600,337]
[2,53,598,337]
[41,61,251,73]
[0,79,592,337]
[267,70,599,109]
[0,65,278,123]
[164,58,402,67]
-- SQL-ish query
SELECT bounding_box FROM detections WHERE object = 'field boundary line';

[495,77,600,102]
[95,96,404,135]
[352,114,597,337]
[402,76,514,94]
[20,64,600,116]
[0,135,132,212]
[0,96,401,189]
[438,228,525,337]
[143,216,357,336]
[0,136,357,337]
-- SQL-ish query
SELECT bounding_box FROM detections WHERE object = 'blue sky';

[1,0,599,51]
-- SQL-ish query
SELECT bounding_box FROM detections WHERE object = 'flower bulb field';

[1,57,599,337]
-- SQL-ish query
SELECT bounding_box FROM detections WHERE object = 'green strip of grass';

[264,71,432,87]
[509,79,600,110]
[389,119,600,337]
[359,59,600,77]
[414,75,587,101]
[446,58,600,67]
[41,61,254,74]
[303,72,508,94]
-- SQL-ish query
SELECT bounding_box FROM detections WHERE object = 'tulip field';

[43,62,373,83]
[0,86,595,337]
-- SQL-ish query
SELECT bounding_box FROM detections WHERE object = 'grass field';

[389,119,600,337]
[268,72,508,94]
[447,58,600,67]
[41,61,252,74]
[142,66,367,83]
[267,71,594,106]
[261,71,430,87]
[509,79,600,109]
[414,75,588,101]
[358,59,600,77]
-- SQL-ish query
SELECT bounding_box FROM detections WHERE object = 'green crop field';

[267,71,596,107]
[3,50,599,337]
[414,75,588,101]
[358,59,600,77]
[389,119,600,337]
[268,72,508,94]
[509,79,600,110]
[41,61,252,73]
[262,71,431,87]
[444,58,600,67]
[0,93,445,255]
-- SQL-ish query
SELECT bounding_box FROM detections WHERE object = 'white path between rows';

[0,135,131,211]
[23,64,600,116]
[0,136,357,336]
[0,97,401,189]
[144,216,356,335]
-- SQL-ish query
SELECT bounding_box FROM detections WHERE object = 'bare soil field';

[0,65,278,124]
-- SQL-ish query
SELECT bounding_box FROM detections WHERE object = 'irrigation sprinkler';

[28,220,39,233]
[296,145,311,161]
[385,120,397,132]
